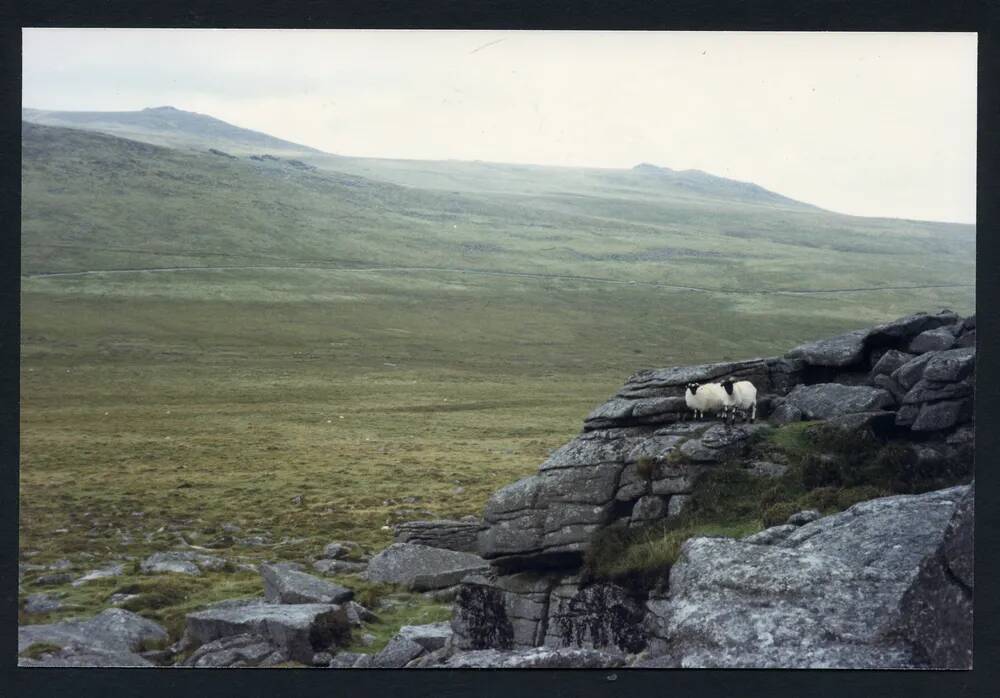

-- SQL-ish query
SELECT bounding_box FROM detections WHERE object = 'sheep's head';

[686,381,701,394]
[721,378,735,395]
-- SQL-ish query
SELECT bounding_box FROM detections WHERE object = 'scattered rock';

[344,600,378,626]
[34,572,74,586]
[72,563,127,586]
[365,543,489,591]
[786,510,822,526]
[184,602,350,664]
[313,559,367,576]
[396,622,453,652]
[371,636,426,668]
[260,564,353,604]
[19,609,168,666]
[182,633,288,668]
[108,593,141,607]
[23,593,63,614]
[141,551,225,576]
[311,651,334,667]
[320,541,362,559]
[19,644,155,667]
[328,651,367,668]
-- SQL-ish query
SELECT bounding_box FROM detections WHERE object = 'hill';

[21,120,975,298]
[21,106,823,208]
[22,106,322,156]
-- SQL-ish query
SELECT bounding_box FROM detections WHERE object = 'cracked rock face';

[393,519,482,553]
[894,483,973,668]
[478,422,763,569]
[644,486,968,668]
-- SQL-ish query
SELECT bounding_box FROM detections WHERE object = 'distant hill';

[22,106,321,156]
[24,107,818,210]
[21,120,974,303]
[629,162,815,210]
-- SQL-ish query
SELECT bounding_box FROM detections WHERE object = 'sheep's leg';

[750,402,757,423]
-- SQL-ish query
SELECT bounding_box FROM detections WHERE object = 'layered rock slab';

[365,543,489,591]
[183,601,350,663]
[644,486,968,668]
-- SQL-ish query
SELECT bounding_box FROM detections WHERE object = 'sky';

[22,29,977,223]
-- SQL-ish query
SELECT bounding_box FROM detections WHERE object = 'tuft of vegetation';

[19,642,63,660]
[329,575,396,610]
[635,456,657,481]
[761,502,800,528]
[342,596,453,655]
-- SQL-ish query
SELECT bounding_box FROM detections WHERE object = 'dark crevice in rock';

[942,554,974,600]
[454,584,515,650]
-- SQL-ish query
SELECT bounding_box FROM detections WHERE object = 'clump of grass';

[585,519,760,586]
[331,575,396,609]
[341,596,452,654]
[763,420,822,454]
[761,502,800,528]
[114,576,201,613]
[635,456,657,481]
[19,642,63,660]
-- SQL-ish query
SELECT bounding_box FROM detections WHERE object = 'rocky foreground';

[18,310,974,668]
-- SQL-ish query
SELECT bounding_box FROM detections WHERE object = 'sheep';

[684,381,727,420]
[721,378,757,424]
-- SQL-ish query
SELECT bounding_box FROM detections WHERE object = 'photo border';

[2,2,996,696]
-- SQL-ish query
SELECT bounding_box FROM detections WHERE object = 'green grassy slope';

[22,121,975,299]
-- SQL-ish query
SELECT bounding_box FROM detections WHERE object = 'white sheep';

[721,378,757,424]
[684,381,727,420]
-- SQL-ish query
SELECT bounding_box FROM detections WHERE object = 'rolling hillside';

[21,118,975,299]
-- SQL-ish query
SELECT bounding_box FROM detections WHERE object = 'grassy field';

[18,115,976,655]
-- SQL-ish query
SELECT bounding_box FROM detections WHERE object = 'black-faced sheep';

[684,381,727,420]
[721,378,757,424]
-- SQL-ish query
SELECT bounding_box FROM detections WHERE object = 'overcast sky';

[23,30,977,223]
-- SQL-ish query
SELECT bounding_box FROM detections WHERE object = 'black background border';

[1,2,997,697]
